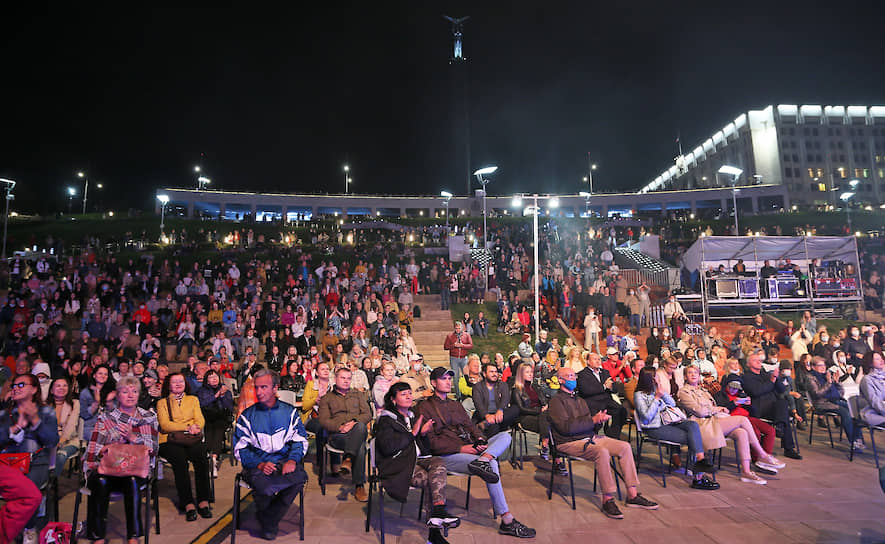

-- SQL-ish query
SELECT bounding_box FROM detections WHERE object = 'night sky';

[3,2,884,214]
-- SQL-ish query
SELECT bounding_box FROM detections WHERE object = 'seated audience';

[157,372,213,521]
[50,377,80,476]
[742,351,802,460]
[548,367,659,518]
[83,376,158,544]
[196,369,234,477]
[577,352,627,439]
[678,366,784,484]
[414,367,535,538]
[375,382,460,544]
[633,368,718,490]
[317,367,372,502]
[472,363,520,438]
[233,369,309,541]
[860,351,885,426]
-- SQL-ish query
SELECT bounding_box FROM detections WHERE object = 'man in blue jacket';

[234,369,309,540]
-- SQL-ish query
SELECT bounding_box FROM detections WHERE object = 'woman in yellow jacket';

[157,372,213,522]
[300,361,333,434]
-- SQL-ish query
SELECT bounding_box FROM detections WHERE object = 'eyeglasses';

[11,382,28,389]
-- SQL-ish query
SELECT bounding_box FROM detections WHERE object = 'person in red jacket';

[443,322,473,400]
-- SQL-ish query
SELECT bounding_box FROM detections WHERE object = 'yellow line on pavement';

[190,491,252,544]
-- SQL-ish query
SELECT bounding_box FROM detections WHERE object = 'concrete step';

[418,311,452,321]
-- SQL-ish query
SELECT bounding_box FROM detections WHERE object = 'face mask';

[821,336,829,342]
[852,331,860,338]
[562,379,577,391]
[652,331,658,337]
[57,351,64,357]
[39,377,50,385]
[782,369,792,377]
[839,357,846,364]
[652,362,659,369]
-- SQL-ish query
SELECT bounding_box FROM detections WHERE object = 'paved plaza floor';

[56,428,885,544]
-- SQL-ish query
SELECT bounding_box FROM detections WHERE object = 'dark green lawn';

[450,301,570,357]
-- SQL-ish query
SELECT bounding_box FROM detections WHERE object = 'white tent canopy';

[681,236,859,274]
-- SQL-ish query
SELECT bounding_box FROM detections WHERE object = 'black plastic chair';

[71,465,159,544]
[546,428,622,510]
[364,439,426,544]
[806,391,842,449]
[231,471,304,543]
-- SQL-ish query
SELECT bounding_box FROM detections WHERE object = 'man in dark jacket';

[414,367,535,539]
[576,352,627,439]
[548,367,658,519]
[471,363,520,438]
[742,351,802,459]
[844,326,871,365]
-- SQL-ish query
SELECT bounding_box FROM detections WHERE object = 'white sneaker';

[212,459,219,478]
[23,528,37,544]
[740,471,768,485]
[761,455,786,469]
[754,460,779,474]
[853,439,866,452]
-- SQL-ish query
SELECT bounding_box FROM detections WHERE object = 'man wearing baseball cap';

[414,367,535,538]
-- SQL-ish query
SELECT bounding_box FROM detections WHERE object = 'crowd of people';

[0,213,882,544]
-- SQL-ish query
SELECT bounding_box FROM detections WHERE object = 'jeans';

[831,399,855,441]
[644,420,704,460]
[328,421,368,486]
[440,289,450,310]
[55,444,81,477]
[450,357,468,400]
[440,432,511,516]
[629,314,640,331]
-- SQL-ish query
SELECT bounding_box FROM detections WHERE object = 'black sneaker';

[601,498,624,519]
[468,459,500,484]
[784,448,802,460]
[498,518,536,538]
[427,528,450,544]
[624,493,659,509]
[539,445,550,460]
[427,506,461,529]
[690,475,720,491]
[556,462,569,476]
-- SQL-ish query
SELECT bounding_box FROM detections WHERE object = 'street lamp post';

[344,165,350,194]
[841,179,860,232]
[0,178,16,260]
[512,193,559,344]
[586,156,598,194]
[67,187,76,214]
[579,191,591,217]
[440,191,453,232]
[77,172,89,214]
[718,165,743,235]
[157,194,169,234]
[473,166,498,293]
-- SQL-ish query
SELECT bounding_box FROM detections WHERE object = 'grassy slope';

[450,301,569,357]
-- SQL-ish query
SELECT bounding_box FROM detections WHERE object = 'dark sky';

[3,2,885,213]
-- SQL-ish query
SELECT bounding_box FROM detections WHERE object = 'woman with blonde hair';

[740,327,761,360]
[563,347,585,373]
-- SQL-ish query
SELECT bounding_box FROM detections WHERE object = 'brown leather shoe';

[354,485,369,502]
[670,453,682,469]
[340,457,352,476]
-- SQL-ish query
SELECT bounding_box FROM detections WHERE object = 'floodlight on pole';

[0,178,16,260]
[718,165,743,235]
[157,194,169,232]
[579,191,591,216]
[440,190,453,231]
[512,193,559,344]
[473,165,498,292]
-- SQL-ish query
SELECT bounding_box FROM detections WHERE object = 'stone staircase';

[411,294,453,369]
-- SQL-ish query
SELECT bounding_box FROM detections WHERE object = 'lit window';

[816,168,824,178]
[863,169,870,178]
[818,183,827,192]
[855,168,863,178]
[807,168,815,178]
